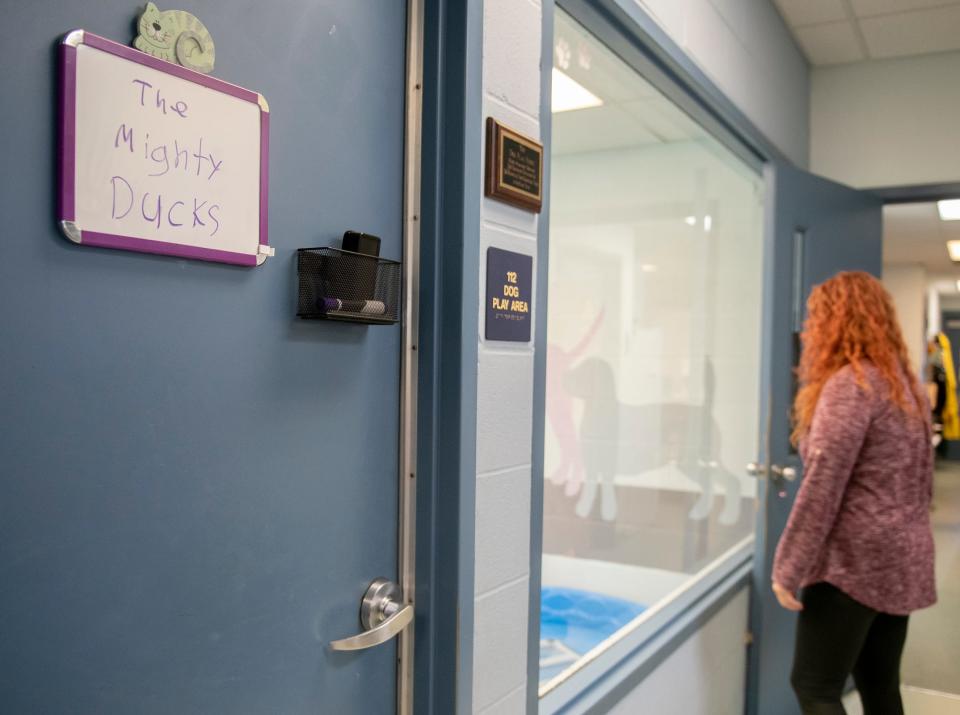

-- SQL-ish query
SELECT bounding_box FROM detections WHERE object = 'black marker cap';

[342,231,381,257]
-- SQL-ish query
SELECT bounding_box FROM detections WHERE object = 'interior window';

[540,9,765,695]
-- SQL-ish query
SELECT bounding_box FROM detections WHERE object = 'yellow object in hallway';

[937,332,960,440]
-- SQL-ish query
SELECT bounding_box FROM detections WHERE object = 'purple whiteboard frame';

[58,30,271,267]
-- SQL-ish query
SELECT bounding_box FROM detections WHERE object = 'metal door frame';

[411,0,486,713]
[399,0,425,712]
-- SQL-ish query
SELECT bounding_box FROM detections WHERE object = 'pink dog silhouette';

[546,310,604,496]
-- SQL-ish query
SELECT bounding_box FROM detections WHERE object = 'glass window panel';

[540,10,765,694]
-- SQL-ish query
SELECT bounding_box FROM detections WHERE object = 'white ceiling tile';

[774,0,848,27]
[884,203,939,236]
[850,0,960,19]
[794,21,866,65]
[860,5,960,59]
[883,203,960,273]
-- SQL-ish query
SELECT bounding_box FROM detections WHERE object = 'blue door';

[746,163,883,715]
[0,2,410,713]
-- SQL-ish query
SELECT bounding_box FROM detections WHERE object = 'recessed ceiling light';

[938,200,960,221]
[552,68,603,113]
[684,216,696,226]
[948,240,960,261]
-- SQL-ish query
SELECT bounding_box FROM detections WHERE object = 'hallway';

[903,462,960,693]
[845,688,960,715]
[845,463,960,713]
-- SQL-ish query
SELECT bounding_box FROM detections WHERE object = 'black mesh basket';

[297,247,401,324]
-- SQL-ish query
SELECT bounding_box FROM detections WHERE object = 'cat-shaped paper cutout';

[134,2,215,74]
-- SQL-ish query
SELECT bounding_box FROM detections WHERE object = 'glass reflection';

[540,10,765,692]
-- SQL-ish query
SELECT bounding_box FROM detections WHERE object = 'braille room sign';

[485,247,532,342]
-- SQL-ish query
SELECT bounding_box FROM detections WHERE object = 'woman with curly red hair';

[772,271,936,714]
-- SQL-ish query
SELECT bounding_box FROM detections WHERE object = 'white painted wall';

[811,52,960,189]
[883,264,927,378]
[607,588,750,715]
[472,0,541,713]
[634,0,810,167]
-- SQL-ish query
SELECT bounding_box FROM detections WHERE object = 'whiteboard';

[59,30,271,266]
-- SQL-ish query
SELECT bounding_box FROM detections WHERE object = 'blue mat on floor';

[540,586,645,683]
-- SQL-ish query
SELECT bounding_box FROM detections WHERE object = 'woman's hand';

[772,581,803,611]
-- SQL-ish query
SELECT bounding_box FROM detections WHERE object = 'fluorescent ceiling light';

[703,215,713,232]
[939,200,960,221]
[552,68,603,113]
[949,240,960,262]
[684,216,696,226]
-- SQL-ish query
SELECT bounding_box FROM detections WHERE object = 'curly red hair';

[792,271,925,445]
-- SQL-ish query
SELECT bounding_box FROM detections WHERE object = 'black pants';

[791,582,909,715]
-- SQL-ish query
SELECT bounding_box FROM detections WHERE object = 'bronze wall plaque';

[485,117,543,213]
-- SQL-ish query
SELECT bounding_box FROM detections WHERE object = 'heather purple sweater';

[773,364,936,615]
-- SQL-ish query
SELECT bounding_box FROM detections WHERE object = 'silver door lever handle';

[330,578,413,652]
[330,604,412,651]
[771,465,798,482]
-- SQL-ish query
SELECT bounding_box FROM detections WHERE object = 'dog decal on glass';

[546,310,604,497]
[548,318,742,525]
